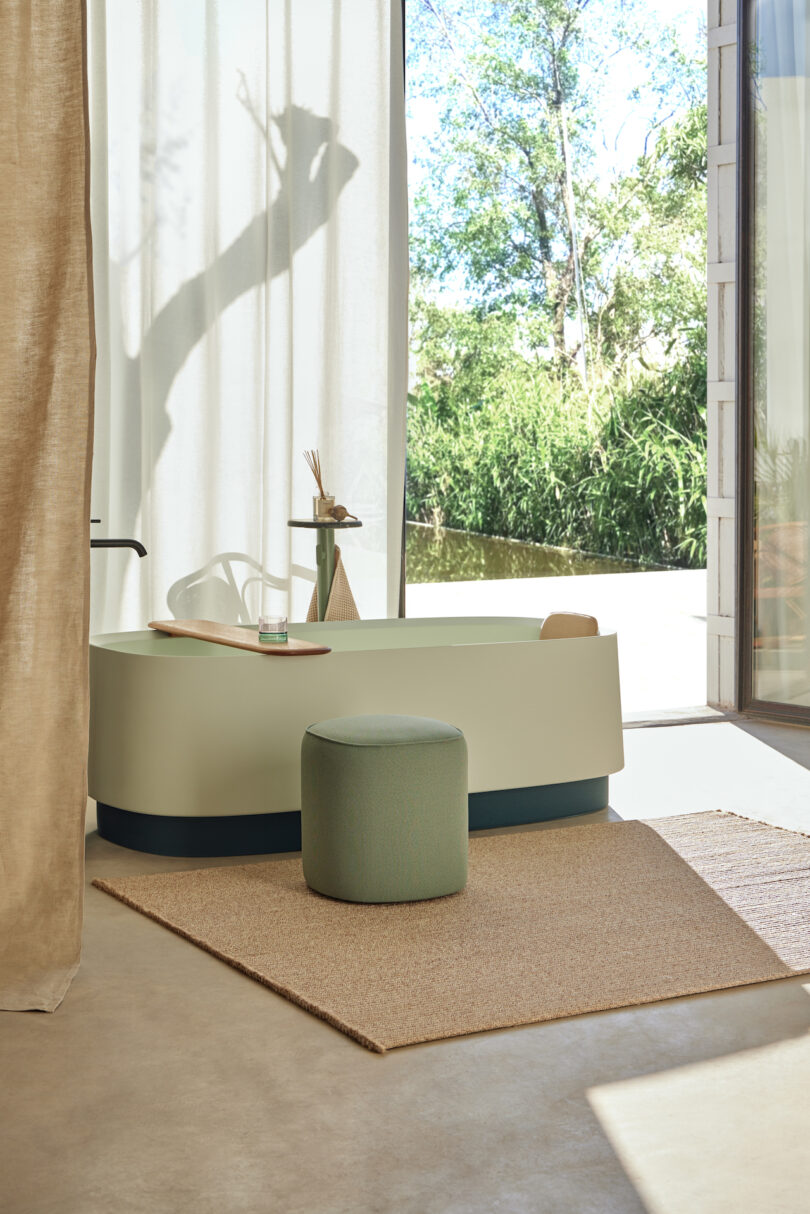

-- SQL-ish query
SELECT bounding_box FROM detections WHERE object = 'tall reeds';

[406,353,707,568]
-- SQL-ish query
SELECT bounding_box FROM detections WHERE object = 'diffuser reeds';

[304,449,327,497]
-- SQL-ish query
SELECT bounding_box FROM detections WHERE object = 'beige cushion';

[539,612,599,640]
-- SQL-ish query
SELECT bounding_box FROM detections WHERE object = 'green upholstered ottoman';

[301,714,468,903]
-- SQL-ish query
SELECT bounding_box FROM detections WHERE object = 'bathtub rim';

[90,615,616,659]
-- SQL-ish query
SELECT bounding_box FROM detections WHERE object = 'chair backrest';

[539,611,599,640]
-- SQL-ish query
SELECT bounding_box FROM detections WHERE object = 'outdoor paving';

[406,568,708,717]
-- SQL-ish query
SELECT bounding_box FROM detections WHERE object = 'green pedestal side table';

[287,518,363,622]
[301,714,469,904]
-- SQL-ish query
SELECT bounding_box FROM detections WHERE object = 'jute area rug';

[93,811,810,1053]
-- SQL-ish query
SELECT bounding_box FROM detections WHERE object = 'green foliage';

[406,345,707,568]
[591,103,707,369]
[408,0,707,368]
[405,0,708,568]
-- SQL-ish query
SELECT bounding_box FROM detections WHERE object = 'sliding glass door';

[742,0,810,715]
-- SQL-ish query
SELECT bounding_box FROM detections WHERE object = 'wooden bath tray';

[148,619,331,656]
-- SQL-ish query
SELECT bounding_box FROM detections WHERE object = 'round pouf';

[301,714,468,903]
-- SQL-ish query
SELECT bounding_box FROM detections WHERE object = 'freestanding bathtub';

[89,616,624,855]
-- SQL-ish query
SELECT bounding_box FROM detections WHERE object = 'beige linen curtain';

[0,2,95,1009]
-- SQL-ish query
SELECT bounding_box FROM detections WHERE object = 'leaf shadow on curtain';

[102,103,359,615]
[167,553,316,623]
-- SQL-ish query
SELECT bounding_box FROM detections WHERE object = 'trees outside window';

[406,0,707,570]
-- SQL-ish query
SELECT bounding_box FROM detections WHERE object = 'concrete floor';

[4,721,810,1214]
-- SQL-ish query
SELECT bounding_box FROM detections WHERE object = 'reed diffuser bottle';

[304,449,334,520]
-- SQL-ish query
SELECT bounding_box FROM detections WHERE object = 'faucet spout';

[91,538,148,558]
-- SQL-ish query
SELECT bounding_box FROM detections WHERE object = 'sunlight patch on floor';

[587,1026,810,1214]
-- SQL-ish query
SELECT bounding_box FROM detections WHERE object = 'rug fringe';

[712,808,810,843]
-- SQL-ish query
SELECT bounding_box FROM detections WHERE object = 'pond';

[405,522,666,584]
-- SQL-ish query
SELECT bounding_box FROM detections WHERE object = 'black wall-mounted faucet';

[90,520,147,558]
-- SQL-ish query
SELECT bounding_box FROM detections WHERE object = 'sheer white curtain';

[88,0,407,633]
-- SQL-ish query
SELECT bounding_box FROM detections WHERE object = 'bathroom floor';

[4,720,810,1214]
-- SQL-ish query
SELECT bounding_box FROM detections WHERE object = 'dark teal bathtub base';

[95,804,303,858]
[96,776,609,858]
[468,776,608,830]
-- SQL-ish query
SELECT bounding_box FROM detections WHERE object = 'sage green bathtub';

[89,617,624,855]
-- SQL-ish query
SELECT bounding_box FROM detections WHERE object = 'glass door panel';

[750,0,810,707]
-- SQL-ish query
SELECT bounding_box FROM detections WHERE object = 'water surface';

[405,522,664,583]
